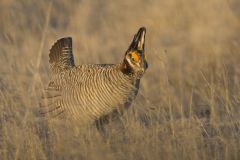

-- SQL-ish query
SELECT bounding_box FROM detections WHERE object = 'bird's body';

[44,64,139,124]
[40,27,148,127]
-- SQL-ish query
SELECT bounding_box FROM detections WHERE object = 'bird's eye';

[130,51,140,63]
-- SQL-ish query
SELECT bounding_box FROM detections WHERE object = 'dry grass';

[1,0,240,159]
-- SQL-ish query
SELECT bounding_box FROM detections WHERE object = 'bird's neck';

[119,59,135,76]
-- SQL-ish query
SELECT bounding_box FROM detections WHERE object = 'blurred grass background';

[0,0,240,159]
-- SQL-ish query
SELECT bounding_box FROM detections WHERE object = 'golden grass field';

[0,0,240,159]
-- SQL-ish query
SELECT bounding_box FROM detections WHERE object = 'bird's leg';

[95,109,124,140]
[95,115,110,139]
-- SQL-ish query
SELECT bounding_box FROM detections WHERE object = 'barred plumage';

[40,27,148,126]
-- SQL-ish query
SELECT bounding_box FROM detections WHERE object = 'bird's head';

[122,27,148,79]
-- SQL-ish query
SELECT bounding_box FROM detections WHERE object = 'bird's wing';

[39,82,65,118]
[49,37,75,74]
